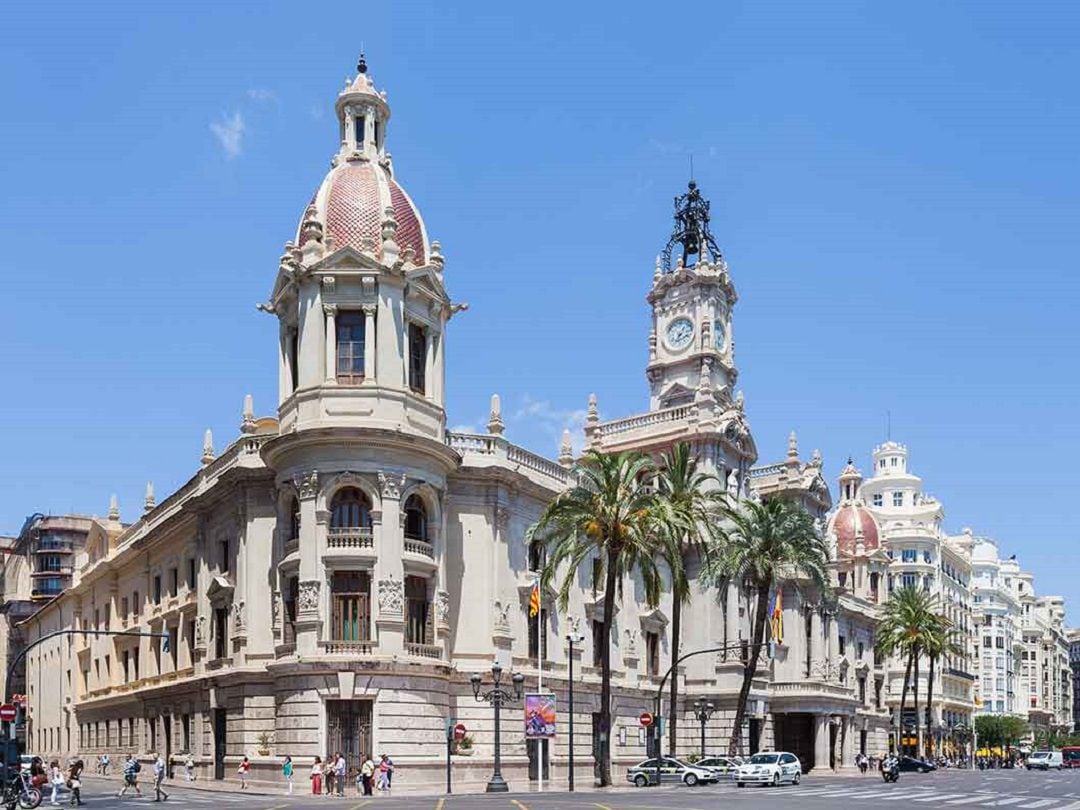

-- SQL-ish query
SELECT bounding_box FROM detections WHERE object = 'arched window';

[330,488,372,530]
[404,495,427,541]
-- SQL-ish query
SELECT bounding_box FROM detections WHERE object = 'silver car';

[626,757,717,787]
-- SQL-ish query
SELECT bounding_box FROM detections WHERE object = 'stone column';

[828,612,840,682]
[278,323,291,402]
[813,714,830,772]
[375,472,405,654]
[810,607,823,678]
[294,471,321,657]
[323,305,337,384]
[424,329,435,398]
[362,304,376,383]
[297,280,323,389]
[725,581,740,659]
[841,717,855,768]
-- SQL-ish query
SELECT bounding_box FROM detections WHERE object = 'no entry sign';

[639,712,653,727]
[0,705,16,722]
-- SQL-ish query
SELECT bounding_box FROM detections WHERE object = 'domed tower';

[260,57,459,660]
[827,458,887,602]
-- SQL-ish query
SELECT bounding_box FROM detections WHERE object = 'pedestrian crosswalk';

[731,784,1080,809]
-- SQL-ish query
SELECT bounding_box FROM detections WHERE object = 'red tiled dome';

[298,162,427,264]
[829,503,880,553]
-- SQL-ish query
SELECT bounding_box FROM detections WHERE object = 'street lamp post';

[470,662,525,793]
[691,699,715,759]
[566,634,584,792]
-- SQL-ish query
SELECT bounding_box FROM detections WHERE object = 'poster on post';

[524,693,556,739]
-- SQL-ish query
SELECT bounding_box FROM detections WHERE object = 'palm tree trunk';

[669,596,682,756]
[925,653,936,760]
[597,547,620,787]
[728,582,770,758]
[912,647,921,756]
[898,649,913,752]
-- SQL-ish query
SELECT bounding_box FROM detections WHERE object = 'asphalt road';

[61,768,1080,810]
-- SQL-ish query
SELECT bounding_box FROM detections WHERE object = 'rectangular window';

[188,558,197,590]
[153,575,162,604]
[901,573,917,588]
[591,620,605,668]
[185,619,195,663]
[373,119,381,148]
[133,591,140,617]
[527,608,549,660]
[169,626,179,669]
[284,577,299,645]
[983,636,992,648]
[408,322,427,394]
[331,571,371,642]
[839,635,846,657]
[220,539,230,574]
[892,492,903,507]
[214,608,228,659]
[121,596,129,617]
[901,549,917,563]
[170,567,178,597]
[923,550,932,564]
[644,630,660,677]
[996,636,1005,649]
[355,115,366,146]
[590,558,603,594]
[405,575,430,645]
[336,311,366,384]
[872,493,883,507]
[289,330,299,391]
[133,648,140,680]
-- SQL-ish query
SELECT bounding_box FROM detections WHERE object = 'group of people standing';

[304,753,393,796]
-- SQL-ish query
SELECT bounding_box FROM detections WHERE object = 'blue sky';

[3,2,1078,619]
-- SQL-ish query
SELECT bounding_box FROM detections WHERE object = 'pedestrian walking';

[384,755,394,789]
[153,752,169,802]
[49,759,65,806]
[309,756,322,795]
[237,756,250,790]
[66,759,84,807]
[376,755,390,794]
[360,754,374,796]
[323,754,334,795]
[184,754,195,782]
[117,755,143,798]
[334,752,346,797]
[282,755,293,795]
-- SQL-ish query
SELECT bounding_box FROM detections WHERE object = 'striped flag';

[529,577,541,618]
[769,587,784,645]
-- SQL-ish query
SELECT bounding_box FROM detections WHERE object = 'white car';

[735,751,802,787]
[1027,751,1063,771]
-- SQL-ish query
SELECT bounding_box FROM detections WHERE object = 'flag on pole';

[529,577,541,618]
[769,587,784,645]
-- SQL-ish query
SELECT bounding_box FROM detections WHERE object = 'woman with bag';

[66,759,84,807]
[309,756,322,795]
[236,756,250,790]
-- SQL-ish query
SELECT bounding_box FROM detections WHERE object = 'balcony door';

[331,571,371,642]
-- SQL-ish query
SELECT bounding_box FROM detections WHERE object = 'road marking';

[434,798,445,810]
[993,800,1028,807]
[511,800,530,810]
[912,794,967,803]
[1016,802,1057,809]
[348,802,372,810]
[263,804,290,810]
[592,804,614,810]
[945,797,997,805]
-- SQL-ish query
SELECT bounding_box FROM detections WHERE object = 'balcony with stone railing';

[448,430,572,491]
[593,405,693,446]
[405,642,443,660]
[318,639,376,656]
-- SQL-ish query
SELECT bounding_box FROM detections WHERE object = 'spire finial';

[202,429,215,465]
[144,481,155,514]
[241,394,256,434]
[487,393,505,436]
[357,52,368,74]
[787,430,799,461]
[559,429,574,468]
[108,494,120,522]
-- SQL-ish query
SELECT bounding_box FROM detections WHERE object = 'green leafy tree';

[653,442,725,756]
[703,497,831,757]
[528,450,666,786]
[874,587,937,750]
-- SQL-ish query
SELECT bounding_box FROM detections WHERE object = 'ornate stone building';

[21,58,889,786]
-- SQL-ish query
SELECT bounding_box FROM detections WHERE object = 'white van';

[1027,751,1063,770]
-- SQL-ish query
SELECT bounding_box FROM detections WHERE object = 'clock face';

[666,318,694,349]
[714,319,727,351]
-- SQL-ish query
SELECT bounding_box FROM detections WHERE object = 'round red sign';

[0,705,16,722]
[639,712,653,727]
[453,722,467,741]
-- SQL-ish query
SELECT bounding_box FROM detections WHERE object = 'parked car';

[696,755,740,779]
[735,751,803,787]
[1026,751,1063,771]
[898,755,937,773]
[626,757,717,787]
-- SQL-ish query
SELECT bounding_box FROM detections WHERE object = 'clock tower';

[646,181,739,412]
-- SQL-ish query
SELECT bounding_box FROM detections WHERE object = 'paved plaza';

[66,769,1080,810]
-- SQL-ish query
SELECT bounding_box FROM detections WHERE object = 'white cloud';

[247,88,276,103]
[511,394,587,453]
[210,112,245,159]
[449,423,479,434]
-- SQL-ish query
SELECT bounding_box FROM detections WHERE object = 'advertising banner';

[524,692,556,739]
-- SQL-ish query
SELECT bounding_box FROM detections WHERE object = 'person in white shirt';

[152,753,169,802]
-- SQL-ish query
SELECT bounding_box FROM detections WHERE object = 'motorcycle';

[881,757,900,783]
[2,769,42,810]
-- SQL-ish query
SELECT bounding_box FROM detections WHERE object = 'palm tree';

[922,616,963,759]
[653,442,725,756]
[874,586,937,752]
[527,450,667,786]
[702,497,830,757]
